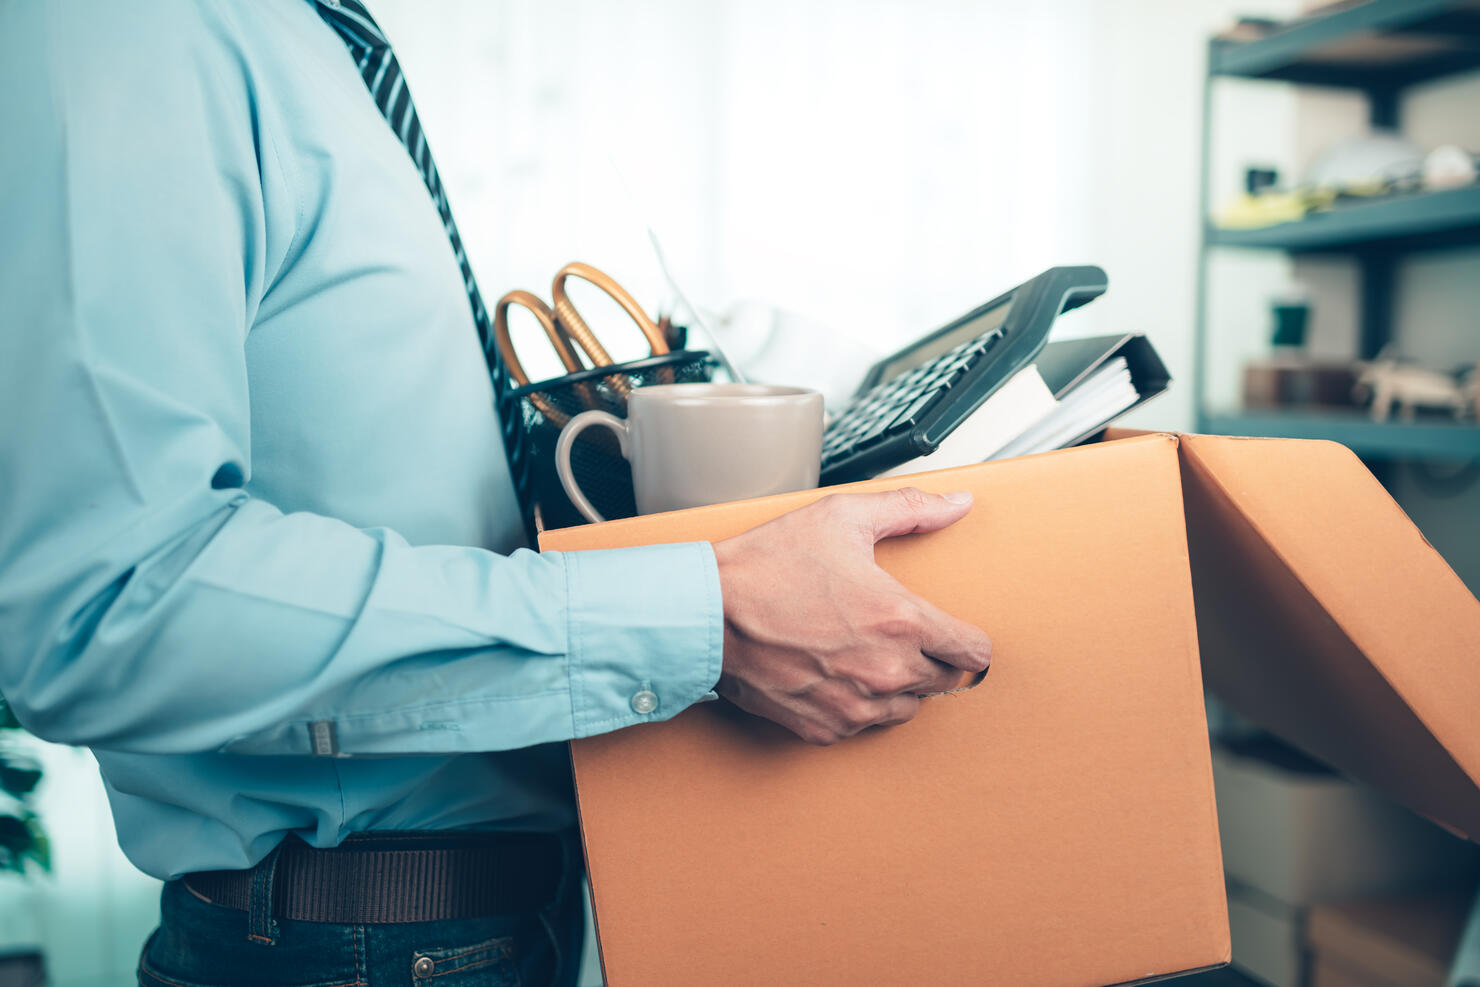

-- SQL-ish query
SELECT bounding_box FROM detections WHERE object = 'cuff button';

[630,689,659,715]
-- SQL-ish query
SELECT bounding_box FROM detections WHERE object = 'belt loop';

[246,839,287,946]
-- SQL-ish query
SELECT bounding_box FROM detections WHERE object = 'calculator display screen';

[875,299,1012,383]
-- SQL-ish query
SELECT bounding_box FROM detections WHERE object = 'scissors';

[493,262,671,423]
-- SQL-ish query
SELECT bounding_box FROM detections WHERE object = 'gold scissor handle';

[494,290,584,389]
[494,290,592,427]
[550,262,670,365]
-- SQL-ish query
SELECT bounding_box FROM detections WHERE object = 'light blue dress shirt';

[0,0,724,881]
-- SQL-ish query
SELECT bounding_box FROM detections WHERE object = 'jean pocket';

[139,954,367,987]
[408,934,520,987]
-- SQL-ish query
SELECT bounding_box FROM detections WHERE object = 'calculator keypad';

[821,329,1002,468]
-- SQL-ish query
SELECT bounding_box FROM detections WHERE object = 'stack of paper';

[991,356,1139,461]
[882,334,1168,478]
[878,365,1056,479]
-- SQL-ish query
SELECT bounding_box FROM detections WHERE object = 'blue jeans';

[137,842,585,987]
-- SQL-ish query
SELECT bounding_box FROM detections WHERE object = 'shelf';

[1207,186,1480,252]
[1210,0,1480,90]
[1201,409,1480,459]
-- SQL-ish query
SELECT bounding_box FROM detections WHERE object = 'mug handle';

[554,410,630,524]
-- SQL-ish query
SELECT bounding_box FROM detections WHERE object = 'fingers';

[912,595,994,674]
[716,484,992,748]
[846,642,962,697]
[912,655,972,695]
[820,689,924,743]
[731,668,944,747]
[827,487,975,544]
[876,693,922,727]
[857,578,991,678]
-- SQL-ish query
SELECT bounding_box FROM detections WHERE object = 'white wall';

[375,0,1300,428]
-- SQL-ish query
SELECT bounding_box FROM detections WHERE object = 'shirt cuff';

[561,540,724,737]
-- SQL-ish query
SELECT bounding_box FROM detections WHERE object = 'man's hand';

[712,488,992,746]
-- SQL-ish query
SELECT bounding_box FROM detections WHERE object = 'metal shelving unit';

[1203,408,1480,459]
[1209,0,1480,94]
[1207,186,1480,252]
[1193,0,1480,461]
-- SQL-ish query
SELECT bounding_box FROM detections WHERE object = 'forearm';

[1,489,722,755]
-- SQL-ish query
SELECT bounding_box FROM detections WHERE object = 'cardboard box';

[1306,891,1473,987]
[540,433,1480,987]
[1213,739,1469,907]
[1175,433,1480,842]
[1227,882,1306,987]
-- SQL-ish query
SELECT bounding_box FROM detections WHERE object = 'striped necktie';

[312,0,531,522]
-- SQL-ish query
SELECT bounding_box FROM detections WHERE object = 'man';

[0,2,992,985]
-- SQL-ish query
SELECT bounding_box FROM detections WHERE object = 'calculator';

[819,265,1108,486]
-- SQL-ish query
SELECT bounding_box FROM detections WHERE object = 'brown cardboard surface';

[542,435,1229,987]
[1177,435,1480,839]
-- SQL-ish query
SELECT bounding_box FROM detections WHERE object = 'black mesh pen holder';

[514,350,718,530]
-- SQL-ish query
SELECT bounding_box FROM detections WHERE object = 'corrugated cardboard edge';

[569,767,610,986]
[1178,434,1480,840]
[1108,963,1232,986]
[1088,433,1233,982]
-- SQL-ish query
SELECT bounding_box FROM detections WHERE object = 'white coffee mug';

[554,383,824,522]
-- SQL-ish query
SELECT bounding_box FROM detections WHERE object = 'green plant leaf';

[21,824,50,872]
[0,813,28,843]
[0,813,50,874]
[0,764,42,798]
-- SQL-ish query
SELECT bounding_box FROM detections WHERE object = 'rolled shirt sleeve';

[0,1,723,759]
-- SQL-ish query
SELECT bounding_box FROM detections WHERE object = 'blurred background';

[3,1,1478,984]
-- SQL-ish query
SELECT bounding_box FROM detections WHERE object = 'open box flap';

[542,435,1228,987]
[1177,433,1480,840]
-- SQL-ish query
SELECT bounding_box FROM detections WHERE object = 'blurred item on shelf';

[1306,888,1475,987]
[1213,737,1477,910]
[1244,356,1359,411]
[1353,351,1479,423]
[1454,883,1480,987]
[1214,136,1478,231]
[1214,17,1281,42]
[1247,165,1280,195]
[1269,290,1309,348]
[1227,882,1307,987]
[1216,187,1330,230]
[1423,145,1479,192]
[1306,132,1425,197]
[1301,0,1363,14]
[1241,289,1369,413]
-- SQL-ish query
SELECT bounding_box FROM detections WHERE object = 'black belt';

[183,830,566,925]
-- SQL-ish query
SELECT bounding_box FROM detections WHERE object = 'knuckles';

[893,486,931,513]
[798,723,841,746]
[836,694,881,732]
[869,597,924,643]
[811,492,850,523]
[852,658,918,698]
